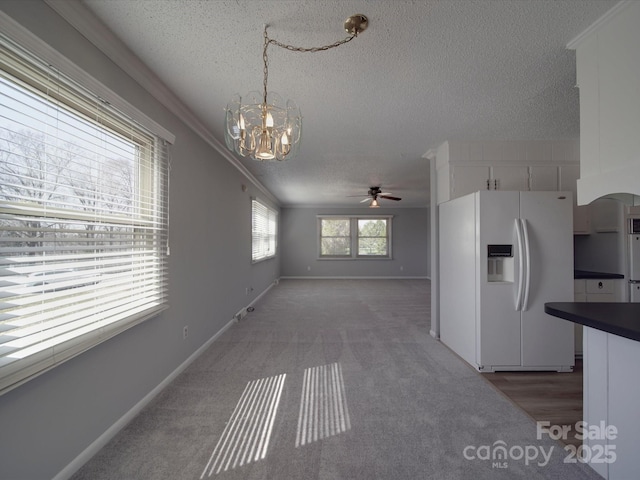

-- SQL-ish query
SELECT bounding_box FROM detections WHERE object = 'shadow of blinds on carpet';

[296,362,351,447]
[201,373,286,477]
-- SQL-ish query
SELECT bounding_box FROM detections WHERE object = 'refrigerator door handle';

[521,218,531,311]
[515,218,525,311]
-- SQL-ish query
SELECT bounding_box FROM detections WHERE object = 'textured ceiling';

[80,0,618,208]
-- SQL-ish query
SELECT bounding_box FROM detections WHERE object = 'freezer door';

[519,191,574,368]
[477,191,522,368]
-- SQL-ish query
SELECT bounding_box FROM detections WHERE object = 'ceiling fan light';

[370,198,380,208]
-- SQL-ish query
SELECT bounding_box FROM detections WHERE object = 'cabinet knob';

[598,281,603,289]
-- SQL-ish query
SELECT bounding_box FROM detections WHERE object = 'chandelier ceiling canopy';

[224,14,368,162]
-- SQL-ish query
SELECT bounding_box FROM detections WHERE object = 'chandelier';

[224,15,368,161]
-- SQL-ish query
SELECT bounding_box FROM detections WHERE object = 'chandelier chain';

[262,26,357,104]
[268,34,356,54]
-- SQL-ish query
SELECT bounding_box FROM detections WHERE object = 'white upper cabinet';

[529,166,558,191]
[433,140,579,200]
[560,164,591,234]
[569,1,640,205]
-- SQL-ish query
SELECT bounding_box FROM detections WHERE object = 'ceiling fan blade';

[379,195,402,201]
[360,197,371,203]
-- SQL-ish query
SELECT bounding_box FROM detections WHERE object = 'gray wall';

[281,207,429,278]
[0,2,279,479]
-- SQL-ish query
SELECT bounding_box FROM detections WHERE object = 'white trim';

[566,0,632,50]
[42,0,278,206]
[316,214,395,219]
[52,316,238,480]
[0,10,175,143]
[279,276,429,280]
[317,215,393,260]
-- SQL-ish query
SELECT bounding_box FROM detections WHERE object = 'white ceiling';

[79,0,618,208]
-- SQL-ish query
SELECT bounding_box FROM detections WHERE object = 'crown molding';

[566,0,632,50]
[43,0,278,206]
[0,9,175,144]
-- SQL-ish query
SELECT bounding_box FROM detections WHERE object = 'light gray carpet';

[71,279,601,479]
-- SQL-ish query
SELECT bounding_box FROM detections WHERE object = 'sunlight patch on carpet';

[296,362,351,447]
[200,373,286,477]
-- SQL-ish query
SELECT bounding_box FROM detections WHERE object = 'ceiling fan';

[350,186,402,207]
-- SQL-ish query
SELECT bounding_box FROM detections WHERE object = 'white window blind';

[252,199,277,262]
[0,34,170,394]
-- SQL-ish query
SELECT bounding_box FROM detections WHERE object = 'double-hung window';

[0,33,171,394]
[318,215,392,259]
[251,199,277,262]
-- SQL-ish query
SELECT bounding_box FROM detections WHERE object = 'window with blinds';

[0,34,170,394]
[251,199,277,263]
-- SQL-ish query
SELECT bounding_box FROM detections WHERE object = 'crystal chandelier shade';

[225,91,301,161]
[223,14,367,162]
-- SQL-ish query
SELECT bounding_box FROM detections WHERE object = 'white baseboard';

[53,317,238,480]
[279,276,429,280]
[54,280,282,480]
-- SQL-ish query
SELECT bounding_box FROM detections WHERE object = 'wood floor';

[481,360,583,447]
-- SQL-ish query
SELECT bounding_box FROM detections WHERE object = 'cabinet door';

[598,10,640,178]
[608,334,640,480]
[451,165,490,199]
[560,164,591,234]
[583,327,609,479]
[491,166,529,191]
[576,37,600,181]
[530,166,558,191]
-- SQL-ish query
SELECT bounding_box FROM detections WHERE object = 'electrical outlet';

[183,325,188,339]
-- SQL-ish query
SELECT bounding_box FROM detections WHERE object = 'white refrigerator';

[439,190,575,372]
[629,224,640,302]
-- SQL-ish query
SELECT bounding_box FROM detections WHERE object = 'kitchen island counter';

[546,301,640,479]
[545,302,640,343]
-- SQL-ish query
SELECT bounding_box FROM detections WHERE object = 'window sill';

[252,255,277,265]
[317,257,393,261]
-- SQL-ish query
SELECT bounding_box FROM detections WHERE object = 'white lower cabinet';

[583,327,640,479]
[585,279,617,302]
[574,279,623,356]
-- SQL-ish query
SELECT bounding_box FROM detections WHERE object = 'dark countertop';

[545,302,640,343]
[574,269,625,279]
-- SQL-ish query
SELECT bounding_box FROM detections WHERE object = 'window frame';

[0,31,171,395]
[251,198,278,263]
[317,215,393,260]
